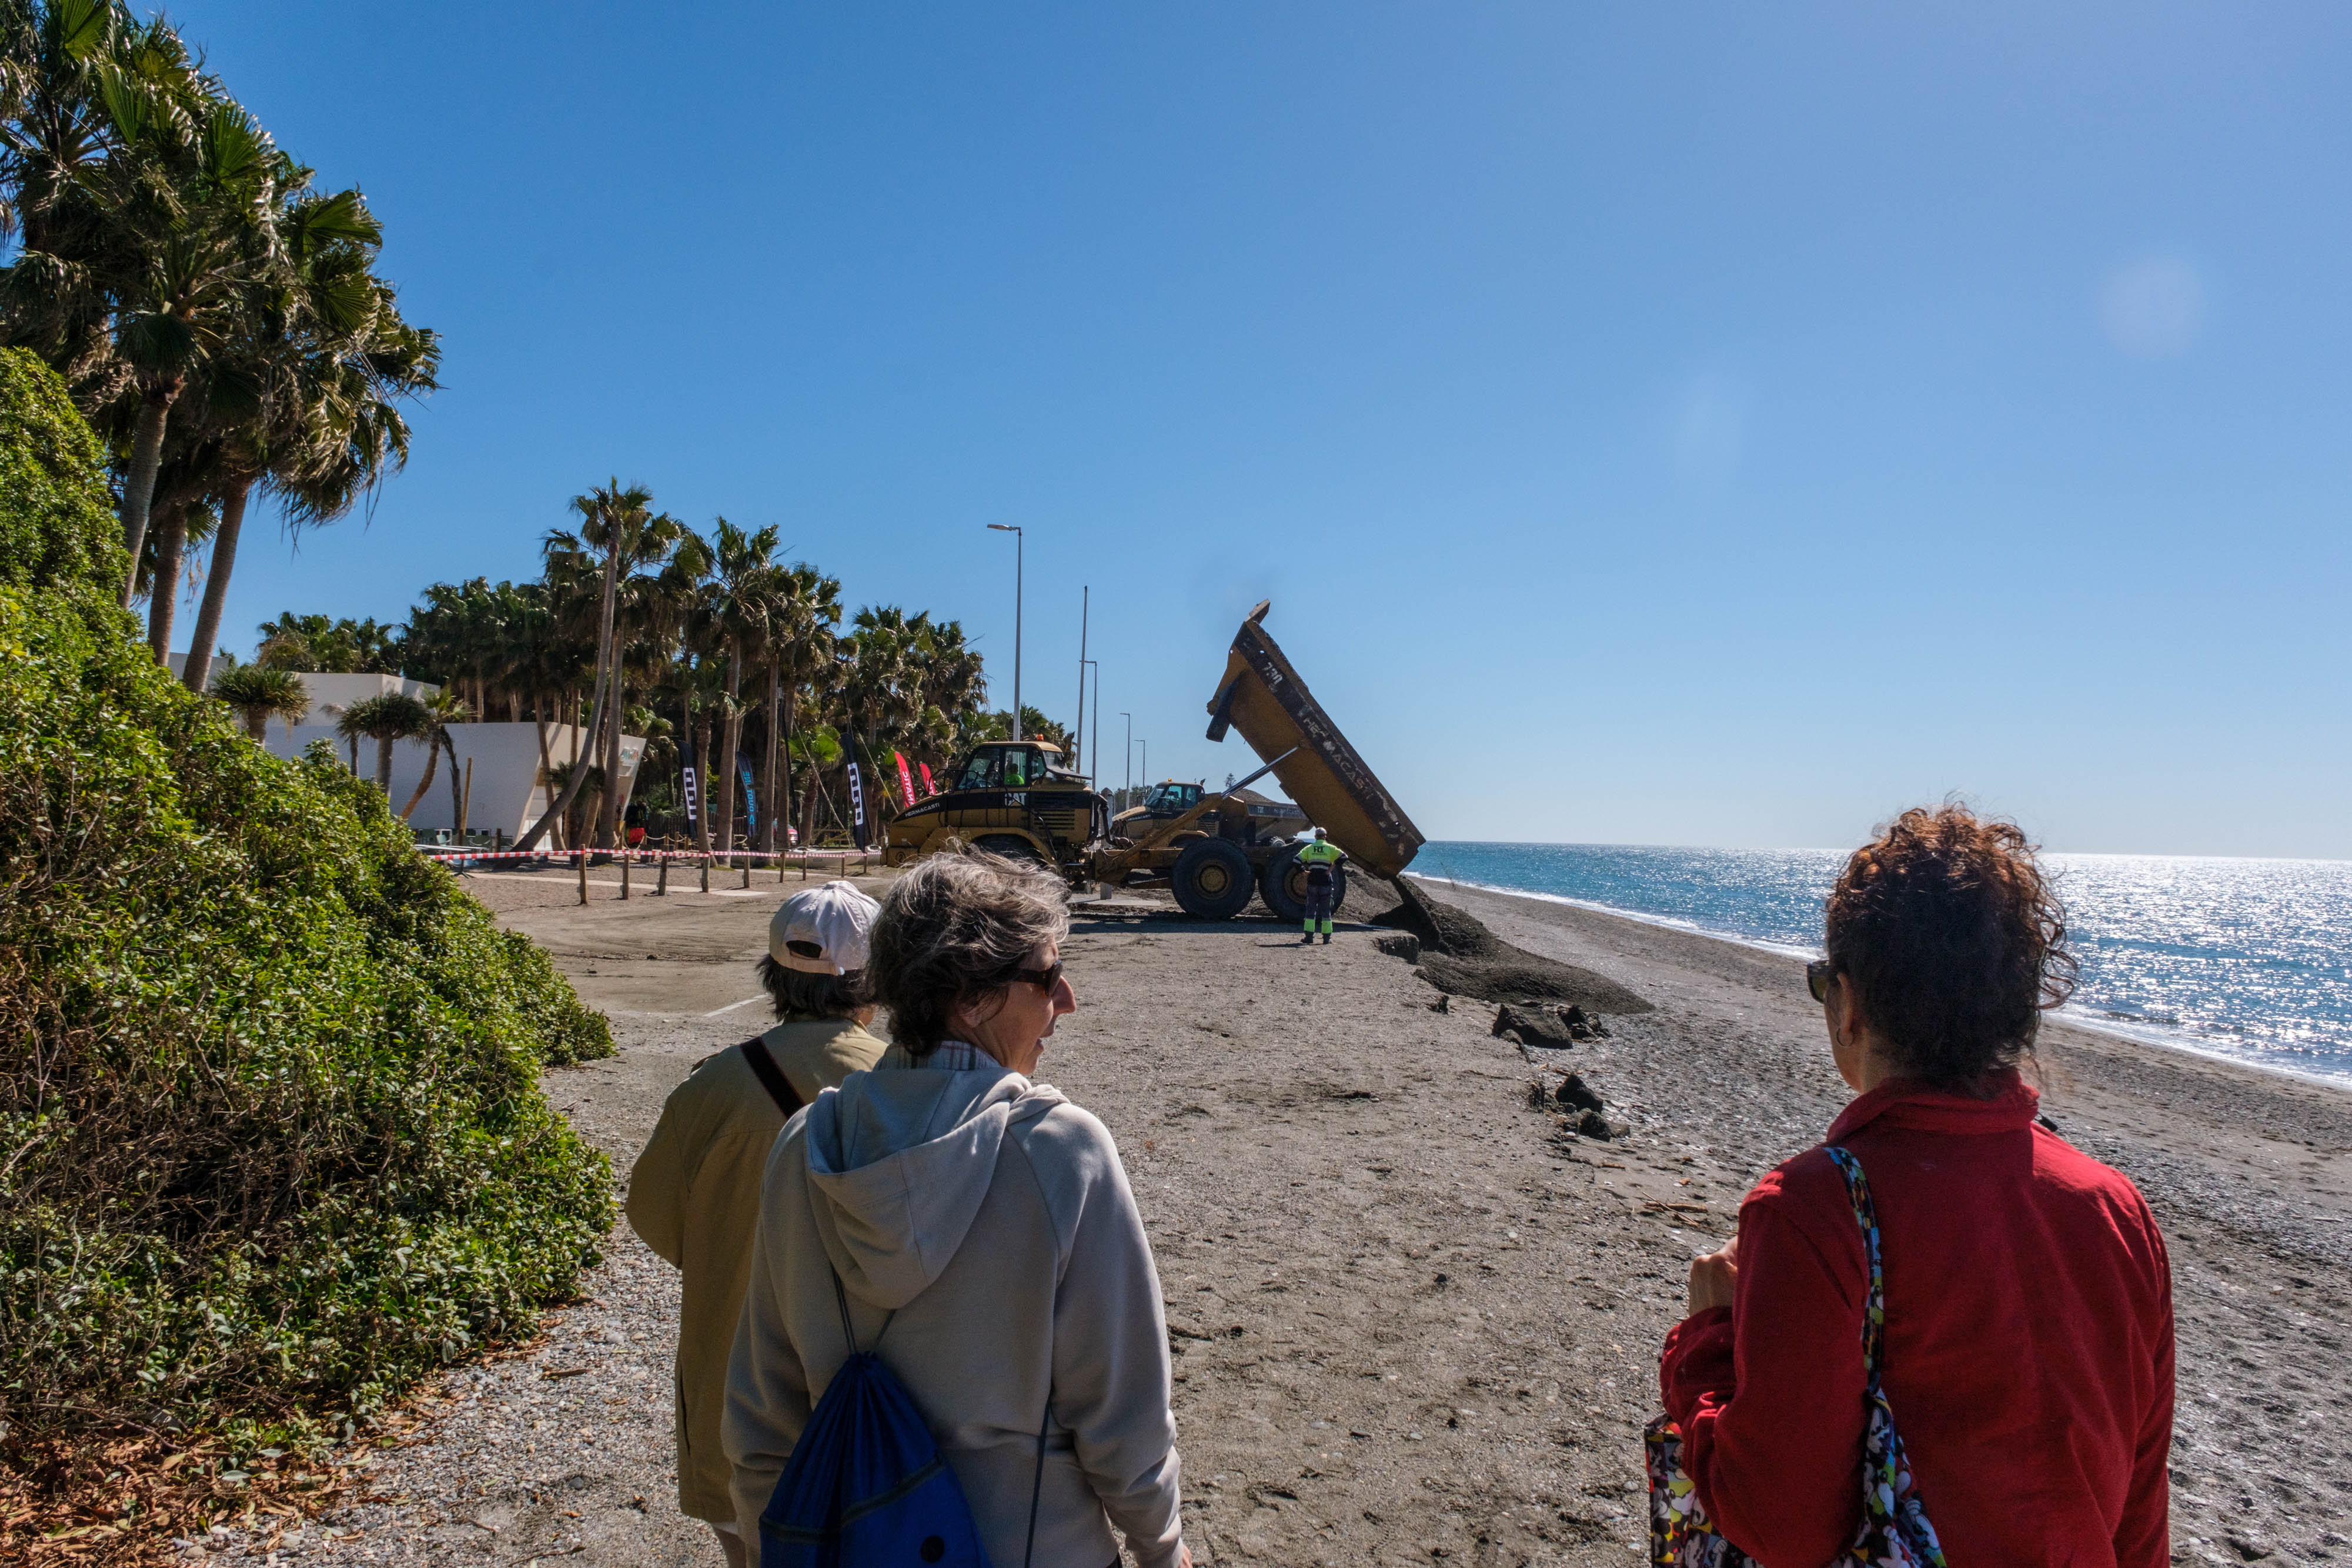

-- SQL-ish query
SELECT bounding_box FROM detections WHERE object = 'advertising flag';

[894,751,916,808]
[918,762,937,796]
[847,760,870,849]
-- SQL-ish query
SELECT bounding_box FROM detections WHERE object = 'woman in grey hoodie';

[724,849,1191,1568]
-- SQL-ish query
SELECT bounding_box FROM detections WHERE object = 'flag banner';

[847,761,870,849]
[682,764,699,825]
[894,751,916,808]
[919,762,937,796]
[739,764,759,837]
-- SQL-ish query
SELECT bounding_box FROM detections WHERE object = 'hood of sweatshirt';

[801,1063,1068,1310]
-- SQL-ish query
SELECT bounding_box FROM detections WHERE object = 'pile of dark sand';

[1362,875,1654,1014]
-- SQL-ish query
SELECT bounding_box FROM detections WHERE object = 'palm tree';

[395,687,471,821]
[690,518,780,858]
[761,561,842,855]
[178,182,438,693]
[516,482,685,852]
[0,28,282,597]
[335,691,429,795]
[210,663,308,741]
[252,611,401,673]
[906,614,988,772]
[834,607,931,841]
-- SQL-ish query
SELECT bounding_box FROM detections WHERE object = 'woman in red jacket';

[1659,805,2174,1566]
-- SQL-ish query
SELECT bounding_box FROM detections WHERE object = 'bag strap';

[830,1269,860,1353]
[741,1035,805,1119]
[1822,1146,1888,1390]
[1023,1398,1048,1568]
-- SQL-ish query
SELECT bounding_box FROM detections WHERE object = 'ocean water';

[1406,842,2352,1086]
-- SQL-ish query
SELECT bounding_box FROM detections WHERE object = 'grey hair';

[869,846,1071,1058]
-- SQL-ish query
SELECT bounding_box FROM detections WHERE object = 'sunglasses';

[1806,958,1836,1004]
[1011,959,1064,993]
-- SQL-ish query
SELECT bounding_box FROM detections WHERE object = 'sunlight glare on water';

[1407,844,2352,1084]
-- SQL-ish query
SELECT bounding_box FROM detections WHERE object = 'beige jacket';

[625,1015,888,1523]
[723,1051,1186,1568]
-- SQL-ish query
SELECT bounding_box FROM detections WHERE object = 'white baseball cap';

[770,880,880,975]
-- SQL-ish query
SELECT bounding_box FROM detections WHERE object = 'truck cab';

[1139,780,1205,815]
[1112,780,1204,841]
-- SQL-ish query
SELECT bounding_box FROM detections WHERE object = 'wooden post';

[620,847,630,900]
[700,852,710,895]
[740,857,751,890]
[576,848,587,905]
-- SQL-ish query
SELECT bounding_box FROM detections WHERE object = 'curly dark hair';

[1824,804,2076,1089]
[867,845,1070,1058]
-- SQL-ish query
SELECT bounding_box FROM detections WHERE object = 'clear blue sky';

[183,2,2351,857]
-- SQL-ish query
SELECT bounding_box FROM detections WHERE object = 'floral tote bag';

[1643,1146,1949,1568]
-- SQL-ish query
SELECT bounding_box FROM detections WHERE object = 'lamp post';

[1074,586,1087,767]
[1120,711,1131,805]
[987,524,1023,740]
[1137,738,1147,793]
[1082,660,1099,783]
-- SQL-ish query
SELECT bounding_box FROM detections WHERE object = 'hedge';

[0,347,614,1446]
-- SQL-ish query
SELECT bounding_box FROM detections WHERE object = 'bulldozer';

[882,601,1424,921]
[880,739,1108,874]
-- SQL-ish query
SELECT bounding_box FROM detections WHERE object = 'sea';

[1406,842,2352,1088]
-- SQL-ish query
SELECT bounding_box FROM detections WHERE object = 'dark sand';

[218,866,2352,1568]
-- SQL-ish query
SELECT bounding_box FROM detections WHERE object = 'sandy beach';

[215,866,2352,1568]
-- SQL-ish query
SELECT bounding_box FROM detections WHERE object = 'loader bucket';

[1204,601,1425,878]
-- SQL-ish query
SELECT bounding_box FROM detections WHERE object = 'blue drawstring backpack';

[759,1272,1047,1568]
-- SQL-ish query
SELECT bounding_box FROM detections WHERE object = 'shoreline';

[1406,869,2352,1098]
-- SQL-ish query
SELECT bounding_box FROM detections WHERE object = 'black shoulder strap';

[741,1035,805,1119]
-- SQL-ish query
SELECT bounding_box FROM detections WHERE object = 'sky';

[174,2,2352,857]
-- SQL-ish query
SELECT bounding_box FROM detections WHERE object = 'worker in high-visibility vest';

[1297,828,1345,945]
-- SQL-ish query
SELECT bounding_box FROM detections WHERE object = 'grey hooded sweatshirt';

[722,1053,1187,1568]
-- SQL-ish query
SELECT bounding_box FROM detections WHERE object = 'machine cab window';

[953,743,1053,793]
[1141,781,1204,815]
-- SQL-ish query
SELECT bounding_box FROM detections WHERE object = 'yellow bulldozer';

[881,601,1424,920]
[881,738,1107,872]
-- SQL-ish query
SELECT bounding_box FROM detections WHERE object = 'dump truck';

[1084,600,1424,918]
[883,602,1424,921]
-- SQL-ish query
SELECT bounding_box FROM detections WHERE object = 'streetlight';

[1082,660,1099,783]
[987,524,1023,740]
[1120,711,1132,804]
[1074,586,1087,768]
[1137,738,1147,793]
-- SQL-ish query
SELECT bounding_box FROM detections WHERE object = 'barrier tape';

[416,845,874,867]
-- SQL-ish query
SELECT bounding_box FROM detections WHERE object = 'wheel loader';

[883,601,1424,921]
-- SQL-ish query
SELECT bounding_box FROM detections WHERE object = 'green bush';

[0,347,614,1444]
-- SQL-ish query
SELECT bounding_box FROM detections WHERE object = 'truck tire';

[1259,844,1347,924]
[1172,838,1255,921]
[974,834,1047,867]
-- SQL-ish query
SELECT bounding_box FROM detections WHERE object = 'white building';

[171,657,645,840]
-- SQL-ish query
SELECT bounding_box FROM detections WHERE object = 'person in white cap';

[626,880,888,1568]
